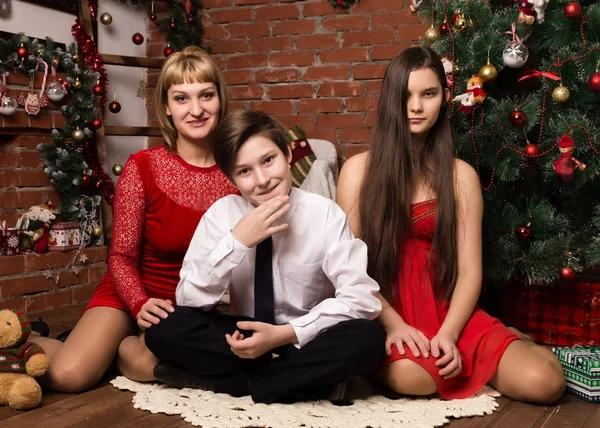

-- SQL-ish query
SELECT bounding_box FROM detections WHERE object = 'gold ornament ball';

[112,161,123,176]
[552,84,570,103]
[72,128,85,141]
[72,52,79,62]
[479,63,498,82]
[424,27,440,43]
[72,79,82,90]
[92,225,103,237]
[454,16,468,32]
[100,12,113,26]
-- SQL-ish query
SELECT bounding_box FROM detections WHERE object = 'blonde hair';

[155,46,229,150]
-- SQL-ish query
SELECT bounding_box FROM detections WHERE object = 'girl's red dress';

[384,199,518,399]
[85,145,238,318]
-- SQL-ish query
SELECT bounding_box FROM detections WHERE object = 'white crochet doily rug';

[111,376,501,428]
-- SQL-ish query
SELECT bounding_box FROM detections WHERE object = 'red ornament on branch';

[92,82,103,96]
[17,43,28,61]
[185,0,192,16]
[164,44,174,57]
[132,32,144,45]
[510,110,527,126]
[170,18,177,30]
[588,72,600,92]
[440,19,449,34]
[515,225,533,241]
[109,100,121,113]
[559,266,576,281]
[564,2,582,19]
[524,143,539,157]
[91,118,103,130]
[553,134,586,182]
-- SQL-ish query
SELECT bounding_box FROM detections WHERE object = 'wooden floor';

[0,383,598,428]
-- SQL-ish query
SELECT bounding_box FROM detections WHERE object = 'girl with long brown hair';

[337,46,565,403]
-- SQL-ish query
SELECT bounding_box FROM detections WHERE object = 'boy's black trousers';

[145,305,385,403]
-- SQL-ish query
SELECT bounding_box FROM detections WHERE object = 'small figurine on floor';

[0,309,49,410]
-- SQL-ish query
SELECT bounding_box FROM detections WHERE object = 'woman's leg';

[382,358,438,396]
[489,339,566,404]
[117,332,159,382]
[30,306,136,393]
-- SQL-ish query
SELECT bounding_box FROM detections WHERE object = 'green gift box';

[553,346,600,402]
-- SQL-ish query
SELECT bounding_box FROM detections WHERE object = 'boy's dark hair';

[213,110,289,179]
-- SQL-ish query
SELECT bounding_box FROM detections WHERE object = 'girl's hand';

[431,332,462,379]
[137,298,174,330]
[385,321,430,358]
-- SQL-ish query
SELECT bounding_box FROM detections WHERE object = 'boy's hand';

[232,195,290,248]
[225,322,296,359]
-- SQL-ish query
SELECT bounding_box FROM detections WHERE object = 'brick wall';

[0,72,107,317]
[146,0,426,156]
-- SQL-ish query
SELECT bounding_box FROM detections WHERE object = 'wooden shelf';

[103,126,162,136]
[101,54,164,69]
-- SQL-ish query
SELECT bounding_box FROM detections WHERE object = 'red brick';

[308,129,337,143]
[229,102,248,112]
[297,99,343,113]
[29,110,53,129]
[372,11,419,28]
[303,66,349,81]
[272,20,315,35]
[148,137,163,148]
[371,44,410,60]
[354,64,388,80]
[344,143,370,158]
[208,39,249,54]
[148,30,166,43]
[43,289,73,310]
[347,96,380,112]
[56,269,85,289]
[24,294,47,313]
[249,100,294,114]
[88,265,107,283]
[256,5,299,21]
[340,129,373,143]
[303,3,346,16]
[235,0,271,4]
[26,251,74,272]
[0,274,50,297]
[316,114,364,128]
[0,213,21,227]
[0,191,46,209]
[204,0,232,7]
[13,170,51,187]
[256,68,299,83]
[365,111,378,127]
[250,36,293,52]
[269,84,314,99]
[3,111,28,127]
[367,80,383,93]
[274,114,315,131]
[228,53,269,69]
[323,15,369,31]
[72,283,96,304]
[320,47,368,63]
[52,111,67,128]
[344,30,395,47]
[296,34,338,50]
[317,82,365,97]
[397,24,428,41]
[270,52,315,67]
[228,23,271,38]
[147,42,165,58]
[19,136,54,148]
[223,69,253,85]
[212,9,253,24]
[0,298,25,312]
[203,25,226,39]
[354,0,404,12]
[82,246,108,263]
[229,84,266,100]
[0,255,25,276]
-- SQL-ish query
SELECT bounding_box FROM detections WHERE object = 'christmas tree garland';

[0,34,114,221]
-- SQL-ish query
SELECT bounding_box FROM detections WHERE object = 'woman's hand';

[431,331,462,379]
[137,298,174,330]
[385,321,430,358]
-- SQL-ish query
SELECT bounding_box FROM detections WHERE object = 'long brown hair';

[359,46,457,303]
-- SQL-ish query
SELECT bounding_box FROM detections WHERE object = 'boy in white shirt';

[145,110,384,403]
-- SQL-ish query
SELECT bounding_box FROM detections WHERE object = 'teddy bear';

[453,74,487,113]
[0,309,49,410]
[15,202,56,253]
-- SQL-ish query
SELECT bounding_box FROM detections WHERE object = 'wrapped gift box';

[48,221,81,251]
[553,346,600,402]
[0,227,21,256]
[501,280,600,346]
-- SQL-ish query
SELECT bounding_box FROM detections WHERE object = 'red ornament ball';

[164,45,174,57]
[91,119,103,129]
[510,110,527,127]
[559,266,576,281]
[450,13,461,25]
[564,2,582,19]
[524,143,539,158]
[587,72,600,92]
[440,21,450,33]
[149,13,157,22]
[109,101,121,113]
[132,32,144,45]
[92,83,103,96]
[17,45,28,60]
[187,15,195,24]
[515,225,533,241]
[170,20,177,30]
[82,173,90,185]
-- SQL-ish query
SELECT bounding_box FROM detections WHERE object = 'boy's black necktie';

[254,236,275,324]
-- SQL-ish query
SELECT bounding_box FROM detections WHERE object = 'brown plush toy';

[0,309,49,410]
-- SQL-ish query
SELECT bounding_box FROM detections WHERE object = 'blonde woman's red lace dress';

[85,146,238,318]
[384,199,519,399]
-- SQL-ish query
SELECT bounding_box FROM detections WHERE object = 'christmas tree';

[416,0,600,284]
